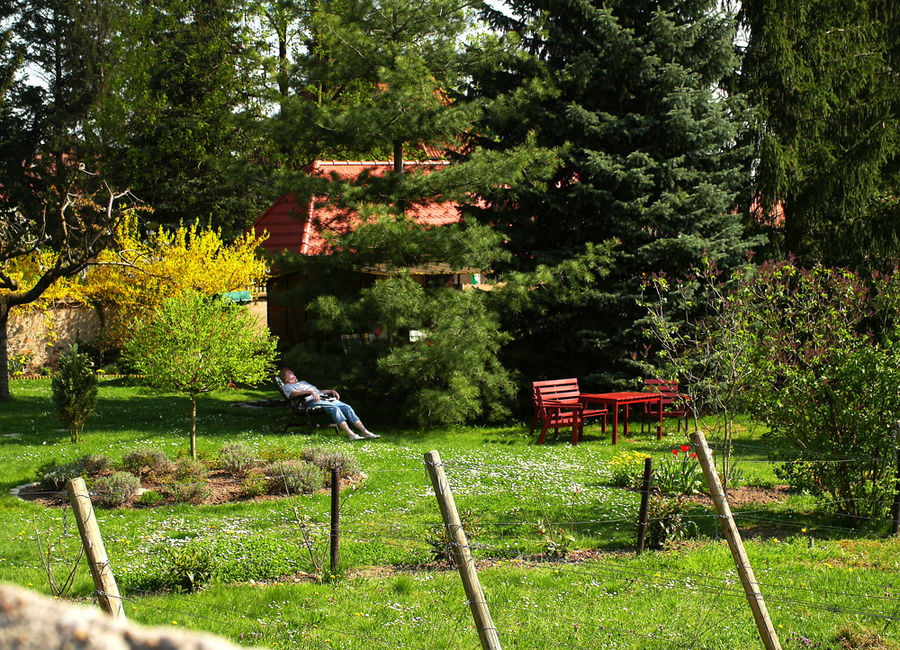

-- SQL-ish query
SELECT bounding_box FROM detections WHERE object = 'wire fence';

[8,444,900,649]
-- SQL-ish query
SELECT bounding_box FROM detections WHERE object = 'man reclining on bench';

[279,368,380,441]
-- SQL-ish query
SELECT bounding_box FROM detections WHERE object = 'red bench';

[531,379,608,445]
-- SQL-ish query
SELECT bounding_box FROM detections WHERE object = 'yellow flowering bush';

[607,450,651,488]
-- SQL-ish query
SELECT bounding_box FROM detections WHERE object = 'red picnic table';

[579,392,663,445]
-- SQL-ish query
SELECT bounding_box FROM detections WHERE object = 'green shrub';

[217,443,256,477]
[167,482,210,505]
[607,450,651,488]
[646,495,695,549]
[265,460,323,495]
[774,460,822,494]
[8,351,33,376]
[93,472,142,508]
[241,475,267,498]
[655,446,704,495]
[300,447,360,478]
[137,490,164,506]
[51,344,98,443]
[167,543,214,592]
[260,445,297,463]
[37,454,112,489]
[121,448,174,478]
[173,457,207,482]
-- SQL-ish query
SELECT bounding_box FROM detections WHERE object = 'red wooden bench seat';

[531,378,608,445]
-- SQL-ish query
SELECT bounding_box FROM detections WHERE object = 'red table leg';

[657,395,663,440]
[611,404,619,445]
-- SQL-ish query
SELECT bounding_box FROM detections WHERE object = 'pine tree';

[466,0,756,385]
[739,0,899,267]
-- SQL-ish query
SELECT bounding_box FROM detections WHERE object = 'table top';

[580,391,662,402]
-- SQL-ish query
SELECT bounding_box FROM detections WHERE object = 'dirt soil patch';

[683,485,791,507]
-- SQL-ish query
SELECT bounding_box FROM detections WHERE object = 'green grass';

[2,378,899,649]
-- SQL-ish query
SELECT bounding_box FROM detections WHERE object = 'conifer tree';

[739,0,899,268]
[465,0,755,385]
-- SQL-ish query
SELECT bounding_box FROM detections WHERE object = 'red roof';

[252,160,462,256]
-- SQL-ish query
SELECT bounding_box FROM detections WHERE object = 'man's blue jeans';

[310,399,359,426]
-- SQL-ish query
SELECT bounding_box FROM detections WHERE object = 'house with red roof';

[250,159,484,345]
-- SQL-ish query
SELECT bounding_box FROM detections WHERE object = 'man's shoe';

[361,431,380,439]
[347,433,364,441]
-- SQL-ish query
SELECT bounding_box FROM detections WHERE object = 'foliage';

[173,458,207,482]
[774,461,824,495]
[300,448,360,479]
[96,0,271,237]
[123,289,277,458]
[217,443,257,478]
[645,495,693,549]
[50,344,99,443]
[739,0,899,267]
[166,542,215,593]
[641,258,756,481]
[79,219,270,350]
[535,518,576,559]
[37,454,111,489]
[137,490,164,506]
[607,450,651,489]
[93,471,142,508]
[427,508,483,565]
[655,446,705,496]
[265,459,324,495]
[295,269,516,426]
[121,448,174,479]
[7,351,33,376]
[167,482,211,505]
[466,0,756,385]
[735,262,900,518]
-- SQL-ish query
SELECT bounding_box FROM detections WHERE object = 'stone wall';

[8,297,269,373]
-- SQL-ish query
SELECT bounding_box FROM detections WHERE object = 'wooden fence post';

[66,477,126,620]
[330,467,340,573]
[424,450,502,650]
[691,432,780,650]
[636,457,653,555]
[891,423,900,536]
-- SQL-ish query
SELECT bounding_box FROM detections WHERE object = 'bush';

[137,490,164,506]
[646,495,695,549]
[93,472,142,508]
[607,450,651,488]
[655,446,704,495]
[265,460,324,495]
[173,457,207,482]
[241,475,268,498]
[217,443,256,477]
[774,460,823,494]
[37,454,113,489]
[167,482,210,505]
[51,344,99,443]
[300,447,360,478]
[121,448,174,478]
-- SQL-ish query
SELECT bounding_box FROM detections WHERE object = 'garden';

[2,373,899,650]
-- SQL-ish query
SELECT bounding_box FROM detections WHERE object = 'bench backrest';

[533,378,581,404]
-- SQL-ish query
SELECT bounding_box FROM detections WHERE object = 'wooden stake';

[891,423,900,536]
[66,477,126,620]
[636,457,653,555]
[330,467,340,573]
[691,432,780,650]
[424,450,501,650]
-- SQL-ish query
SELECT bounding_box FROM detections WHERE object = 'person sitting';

[278,368,379,441]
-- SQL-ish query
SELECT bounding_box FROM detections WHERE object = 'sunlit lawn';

[2,378,897,649]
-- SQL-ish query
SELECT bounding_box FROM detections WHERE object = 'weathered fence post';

[691,431,780,650]
[330,467,340,573]
[891,423,900,536]
[636,457,653,555]
[66,477,126,620]
[424,450,501,650]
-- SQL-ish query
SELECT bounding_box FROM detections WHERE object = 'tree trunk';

[0,309,10,402]
[190,395,197,460]
[393,140,404,174]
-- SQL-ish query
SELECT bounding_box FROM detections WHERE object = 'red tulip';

[680,445,690,452]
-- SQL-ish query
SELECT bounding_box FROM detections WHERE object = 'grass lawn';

[2,377,898,649]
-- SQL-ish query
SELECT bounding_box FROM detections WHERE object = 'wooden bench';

[531,378,608,445]
[640,378,690,434]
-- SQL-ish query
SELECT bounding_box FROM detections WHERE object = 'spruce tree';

[466,0,755,385]
[739,0,899,268]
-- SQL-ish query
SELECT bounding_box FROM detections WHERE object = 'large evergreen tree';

[95,0,272,237]
[466,0,755,385]
[739,0,899,268]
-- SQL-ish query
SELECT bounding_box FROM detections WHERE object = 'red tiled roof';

[251,160,462,256]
